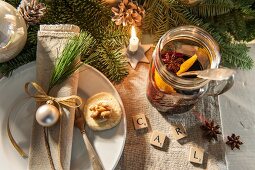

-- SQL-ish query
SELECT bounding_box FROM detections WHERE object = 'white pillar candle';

[129,26,139,53]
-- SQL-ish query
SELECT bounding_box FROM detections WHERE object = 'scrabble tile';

[189,146,204,164]
[170,123,187,140]
[150,131,166,148]
[132,114,148,130]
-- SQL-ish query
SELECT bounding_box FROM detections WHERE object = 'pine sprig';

[221,43,254,69]
[86,46,128,83]
[189,0,234,17]
[232,0,255,7]
[49,32,95,91]
[79,23,129,82]
[100,23,130,48]
[44,0,112,38]
[3,0,21,7]
[143,0,186,41]
[142,0,254,69]
[3,0,129,83]
[3,0,255,75]
[0,45,36,76]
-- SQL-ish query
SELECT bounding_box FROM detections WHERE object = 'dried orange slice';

[154,70,176,93]
[176,54,198,76]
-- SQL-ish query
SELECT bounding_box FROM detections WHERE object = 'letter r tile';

[170,123,187,140]
[132,114,148,130]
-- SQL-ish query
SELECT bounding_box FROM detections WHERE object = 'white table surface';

[219,41,255,170]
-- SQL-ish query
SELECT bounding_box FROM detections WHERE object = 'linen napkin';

[28,24,80,170]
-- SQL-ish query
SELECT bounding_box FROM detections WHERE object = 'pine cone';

[18,0,46,25]
[111,0,145,26]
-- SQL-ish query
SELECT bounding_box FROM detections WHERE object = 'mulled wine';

[160,51,203,78]
[146,30,218,114]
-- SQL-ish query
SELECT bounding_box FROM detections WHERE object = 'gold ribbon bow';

[25,82,82,109]
[8,82,82,158]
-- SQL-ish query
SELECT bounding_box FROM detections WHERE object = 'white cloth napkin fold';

[28,24,80,170]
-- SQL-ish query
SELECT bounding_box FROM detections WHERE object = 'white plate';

[0,62,126,170]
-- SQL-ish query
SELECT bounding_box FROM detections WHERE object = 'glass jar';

[146,26,233,114]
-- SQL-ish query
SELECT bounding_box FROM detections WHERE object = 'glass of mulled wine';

[146,26,234,114]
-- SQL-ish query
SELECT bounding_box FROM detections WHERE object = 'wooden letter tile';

[132,114,148,130]
[189,147,204,164]
[170,123,187,140]
[150,131,166,148]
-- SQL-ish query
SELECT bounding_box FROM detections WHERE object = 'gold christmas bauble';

[0,1,27,63]
[36,102,60,127]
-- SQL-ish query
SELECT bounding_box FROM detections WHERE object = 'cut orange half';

[154,70,176,93]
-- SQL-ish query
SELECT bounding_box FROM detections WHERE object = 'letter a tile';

[170,123,187,140]
[189,147,204,164]
[132,114,148,130]
[150,131,166,148]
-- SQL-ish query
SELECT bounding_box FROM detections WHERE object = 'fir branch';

[142,0,254,69]
[143,0,186,40]
[26,25,39,45]
[143,0,213,42]
[3,0,129,82]
[101,24,129,48]
[3,0,21,7]
[0,45,36,76]
[241,5,255,16]
[189,0,234,17]
[85,45,128,83]
[221,43,254,69]
[49,32,95,90]
[44,0,112,39]
[3,0,254,76]
[211,9,255,42]
[232,0,255,7]
[143,0,170,34]
[80,23,129,82]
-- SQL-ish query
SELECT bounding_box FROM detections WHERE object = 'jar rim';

[154,25,221,90]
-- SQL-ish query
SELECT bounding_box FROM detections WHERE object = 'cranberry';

[161,53,170,64]
[175,58,185,64]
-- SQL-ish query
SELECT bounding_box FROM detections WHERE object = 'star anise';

[226,134,243,150]
[161,52,185,74]
[200,120,222,141]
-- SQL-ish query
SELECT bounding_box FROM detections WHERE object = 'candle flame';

[131,26,137,38]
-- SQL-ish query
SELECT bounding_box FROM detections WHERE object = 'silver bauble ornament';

[36,101,60,127]
[0,1,27,63]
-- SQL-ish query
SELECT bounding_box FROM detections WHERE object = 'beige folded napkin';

[28,24,80,170]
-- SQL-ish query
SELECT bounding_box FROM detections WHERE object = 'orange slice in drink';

[154,70,176,93]
[176,54,198,76]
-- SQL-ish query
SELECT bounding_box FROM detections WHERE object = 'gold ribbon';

[25,82,82,109]
[8,82,82,158]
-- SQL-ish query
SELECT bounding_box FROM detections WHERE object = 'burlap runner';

[115,63,227,170]
[28,25,80,170]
